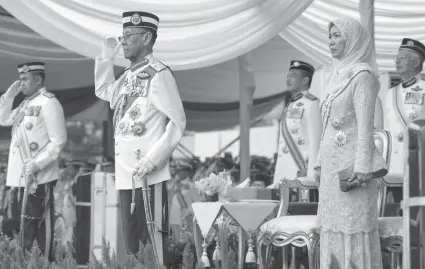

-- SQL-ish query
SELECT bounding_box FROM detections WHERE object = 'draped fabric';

[280,0,425,72]
[0,0,313,70]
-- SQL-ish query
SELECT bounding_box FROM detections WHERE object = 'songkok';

[399,38,425,61]
[289,60,315,77]
[122,11,159,32]
[17,62,45,74]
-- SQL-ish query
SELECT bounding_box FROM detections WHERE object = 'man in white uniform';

[94,11,186,260]
[0,62,67,259]
[384,38,425,203]
[274,61,322,201]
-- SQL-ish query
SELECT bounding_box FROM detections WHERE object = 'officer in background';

[0,62,67,259]
[273,61,322,202]
[384,38,425,203]
[94,11,186,261]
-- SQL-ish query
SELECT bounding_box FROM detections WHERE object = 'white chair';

[257,177,320,269]
[257,129,393,269]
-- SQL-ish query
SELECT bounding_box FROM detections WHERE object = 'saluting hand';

[4,80,21,99]
[102,36,121,60]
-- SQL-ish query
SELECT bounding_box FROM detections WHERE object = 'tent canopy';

[1,0,424,131]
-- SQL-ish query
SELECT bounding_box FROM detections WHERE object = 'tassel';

[213,237,221,261]
[245,238,256,263]
[201,242,210,267]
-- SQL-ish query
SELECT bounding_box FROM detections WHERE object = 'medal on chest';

[404,91,424,105]
[286,106,304,119]
[125,73,149,97]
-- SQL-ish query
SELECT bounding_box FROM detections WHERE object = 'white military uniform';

[274,91,322,183]
[0,88,67,187]
[94,54,186,189]
[384,75,425,181]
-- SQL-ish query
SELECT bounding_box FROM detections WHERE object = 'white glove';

[101,36,121,60]
[4,80,21,99]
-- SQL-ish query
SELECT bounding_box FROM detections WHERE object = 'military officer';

[94,11,186,261]
[273,61,322,202]
[0,62,67,259]
[384,38,425,203]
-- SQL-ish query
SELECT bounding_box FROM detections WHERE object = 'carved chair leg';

[265,245,273,267]
[390,252,396,269]
[289,246,297,269]
[257,238,267,269]
[282,246,289,269]
[396,253,401,269]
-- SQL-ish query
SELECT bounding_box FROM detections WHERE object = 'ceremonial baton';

[132,172,161,268]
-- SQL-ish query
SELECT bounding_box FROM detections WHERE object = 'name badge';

[287,107,304,119]
[404,92,424,105]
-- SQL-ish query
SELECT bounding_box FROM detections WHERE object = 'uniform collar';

[26,87,45,101]
[290,90,308,102]
[129,54,154,73]
[401,74,421,88]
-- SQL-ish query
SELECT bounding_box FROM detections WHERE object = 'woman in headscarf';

[315,18,388,268]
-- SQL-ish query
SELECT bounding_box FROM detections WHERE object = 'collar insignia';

[411,86,423,92]
[137,72,150,79]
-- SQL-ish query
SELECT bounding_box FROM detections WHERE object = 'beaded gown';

[316,69,387,269]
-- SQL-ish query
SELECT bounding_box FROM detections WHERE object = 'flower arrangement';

[194,171,232,197]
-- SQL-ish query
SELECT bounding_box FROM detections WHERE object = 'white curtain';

[281,0,425,72]
[0,0,313,70]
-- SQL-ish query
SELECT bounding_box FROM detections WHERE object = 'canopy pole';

[238,56,255,181]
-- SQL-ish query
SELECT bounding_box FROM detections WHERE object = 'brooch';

[396,132,403,142]
[333,131,348,146]
[282,146,289,154]
[128,106,141,120]
[331,116,343,129]
[30,142,39,151]
[25,122,33,130]
[297,137,305,145]
[117,121,130,135]
[131,121,147,137]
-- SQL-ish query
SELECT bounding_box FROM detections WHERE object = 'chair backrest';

[374,129,403,187]
[374,129,391,166]
[374,129,397,217]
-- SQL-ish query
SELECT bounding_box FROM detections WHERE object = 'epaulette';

[42,92,55,98]
[148,59,167,72]
[305,93,318,101]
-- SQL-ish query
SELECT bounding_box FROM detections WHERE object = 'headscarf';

[324,18,380,98]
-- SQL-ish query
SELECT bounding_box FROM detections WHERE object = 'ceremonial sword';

[132,172,161,269]
[16,129,38,249]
